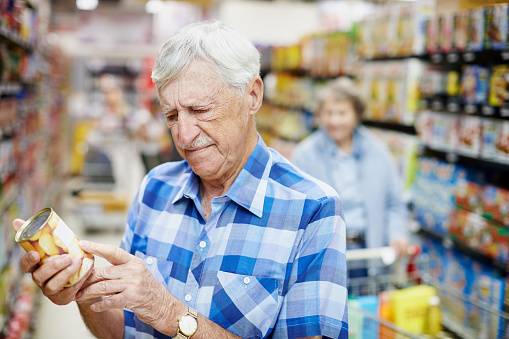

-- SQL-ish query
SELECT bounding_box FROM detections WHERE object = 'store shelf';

[421,146,509,173]
[421,98,509,120]
[364,49,509,65]
[0,27,33,51]
[427,49,509,66]
[418,227,508,273]
[0,82,22,96]
[362,120,416,135]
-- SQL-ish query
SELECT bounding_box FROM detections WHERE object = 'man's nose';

[176,111,200,145]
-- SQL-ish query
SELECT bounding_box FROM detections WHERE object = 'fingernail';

[29,252,38,263]
[79,241,89,250]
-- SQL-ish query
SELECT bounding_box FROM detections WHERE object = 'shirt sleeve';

[271,195,349,339]
[120,174,150,253]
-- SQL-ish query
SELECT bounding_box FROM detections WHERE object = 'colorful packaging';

[468,7,486,52]
[458,116,483,156]
[481,185,509,225]
[425,17,439,54]
[495,120,509,162]
[357,295,379,339]
[439,13,454,54]
[460,65,490,106]
[489,65,509,107]
[454,174,483,213]
[454,11,470,52]
[482,118,499,160]
[15,208,94,287]
[390,285,437,334]
[485,4,509,50]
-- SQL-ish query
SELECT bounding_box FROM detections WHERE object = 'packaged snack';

[454,11,470,52]
[482,184,509,225]
[439,13,454,54]
[460,65,490,106]
[495,120,509,162]
[425,17,439,55]
[489,65,509,107]
[454,172,483,213]
[387,5,400,57]
[390,285,437,334]
[468,7,486,52]
[482,118,499,160]
[458,116,482,156]
[485,4,509,50]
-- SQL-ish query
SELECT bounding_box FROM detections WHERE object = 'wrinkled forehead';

[158,60,226,106]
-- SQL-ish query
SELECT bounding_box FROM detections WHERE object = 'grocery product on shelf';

[0,0,69,335]
[454,10,469,53]
[360,59,424,125]
[358,1,433,58]
[438,13,454,54]
[421,237,507,339]
[460,65,490,106]
[485,4,509,50]
[468,7,485,52]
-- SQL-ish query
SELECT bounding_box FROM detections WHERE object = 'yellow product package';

[390,285,437,334]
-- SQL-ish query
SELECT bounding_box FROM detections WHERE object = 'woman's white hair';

[152,20,261,97]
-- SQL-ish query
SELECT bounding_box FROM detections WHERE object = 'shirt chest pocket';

[134,252,174,290]
[209,271,283,339]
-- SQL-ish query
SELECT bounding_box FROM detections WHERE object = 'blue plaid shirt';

[120,136,348,339]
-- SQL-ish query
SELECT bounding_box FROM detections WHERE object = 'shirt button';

[146,258,153,265]
[199,241,206,248]
[185,294,192,302]
[243,277,250,285]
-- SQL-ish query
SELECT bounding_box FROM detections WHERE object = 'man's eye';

[193,108,209,113]
[165,114,177,125]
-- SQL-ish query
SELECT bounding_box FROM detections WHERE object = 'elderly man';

[13,21,348,339]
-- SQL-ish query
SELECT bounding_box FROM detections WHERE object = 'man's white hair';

[152,20,261,97]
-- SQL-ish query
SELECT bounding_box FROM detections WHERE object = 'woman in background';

[292,77,409,260]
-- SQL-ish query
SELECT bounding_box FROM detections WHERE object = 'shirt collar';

[172,165,200,204]
[225,135,270,218]
[171,135,270,218]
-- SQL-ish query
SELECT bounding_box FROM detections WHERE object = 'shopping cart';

[346,246,509,339]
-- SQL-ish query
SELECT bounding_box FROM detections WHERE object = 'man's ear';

[246,77,264,116]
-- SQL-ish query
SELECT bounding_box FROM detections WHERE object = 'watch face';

[180,315,198,336]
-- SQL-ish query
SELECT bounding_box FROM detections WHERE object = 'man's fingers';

[19,251,41,274]
[31,255,74,287]
[76,279,124,302]
[82,265,128,287]
[89,293,126,312]
[41,258,82,295]
[79,241,132,266]
[12,219,25,232]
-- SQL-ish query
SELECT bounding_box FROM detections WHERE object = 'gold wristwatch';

[176,306,198,338]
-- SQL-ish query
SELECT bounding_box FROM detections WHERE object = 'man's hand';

[75,241,181,336]
[12,219,91,305]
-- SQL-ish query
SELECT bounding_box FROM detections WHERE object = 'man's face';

[158,60,252,181]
